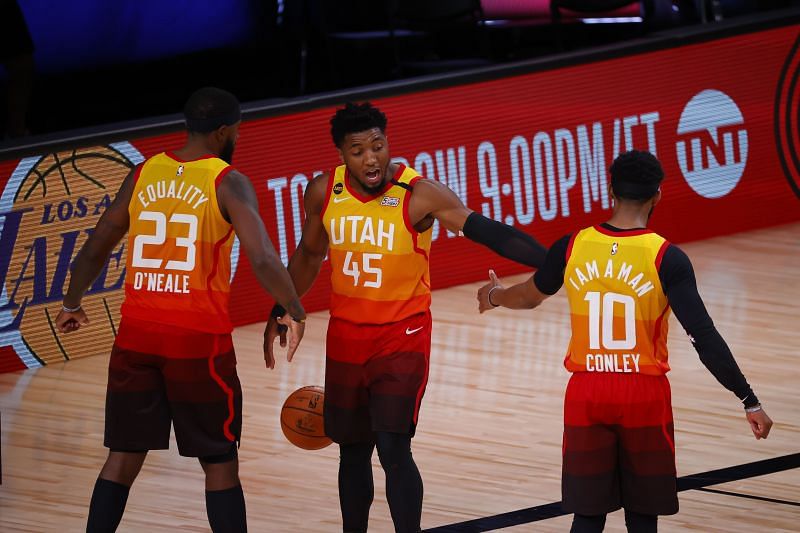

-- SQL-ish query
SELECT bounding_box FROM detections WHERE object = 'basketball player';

[265,102,547,533]
[55,87,307,533]
[477,150,773,533]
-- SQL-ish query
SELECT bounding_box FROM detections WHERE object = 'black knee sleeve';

[624,509,657,533]
[339,442,375,533]
[571,513,607,533]
[375,432,413,470]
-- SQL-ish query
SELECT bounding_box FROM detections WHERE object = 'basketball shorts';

[104,317,242,458]
[324,311,432,444]
[562,372,678,516]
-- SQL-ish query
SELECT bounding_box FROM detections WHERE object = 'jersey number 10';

[584,291,636,350]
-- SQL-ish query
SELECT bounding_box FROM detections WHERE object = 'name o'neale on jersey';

[586,353,641,373]
[137,179,209,210]
[132,271,190,294]
[330,216,396,252]
[568,258,656,297]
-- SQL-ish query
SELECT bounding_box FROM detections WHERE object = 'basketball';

[280,386,332,450]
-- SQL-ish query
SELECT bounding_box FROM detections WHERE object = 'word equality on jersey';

[135,179,210,211]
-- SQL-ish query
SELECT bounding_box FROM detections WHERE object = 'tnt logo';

[675,89,748,199]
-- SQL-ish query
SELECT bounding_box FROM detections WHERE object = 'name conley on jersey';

[329,216,396,251]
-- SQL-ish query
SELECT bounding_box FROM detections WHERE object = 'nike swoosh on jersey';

[405,326,424,335]
[332,196,350,203]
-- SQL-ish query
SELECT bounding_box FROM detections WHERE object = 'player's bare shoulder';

[304,172,330,215]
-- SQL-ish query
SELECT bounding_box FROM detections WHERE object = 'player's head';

[330,102,390,194]
[184,87,241,163]
[609,150,664,217]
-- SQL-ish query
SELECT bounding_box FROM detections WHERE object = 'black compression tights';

[338,432,423,533]
[570,510,658,533]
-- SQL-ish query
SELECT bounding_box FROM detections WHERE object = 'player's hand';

[277,314,305,363]
[746,407,773,440]
[477,269,502,313]
[263,316,287,370]
[55,305,89,333]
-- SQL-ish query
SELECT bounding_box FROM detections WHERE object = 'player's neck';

[173,140,216,161]
[606,205,650,230]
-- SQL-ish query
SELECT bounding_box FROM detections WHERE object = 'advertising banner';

[1,25,798,371]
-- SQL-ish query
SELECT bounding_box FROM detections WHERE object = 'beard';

[220,137,236,164]
[361,178,387,195]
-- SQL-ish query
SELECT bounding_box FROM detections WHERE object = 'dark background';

[1,0,797,140]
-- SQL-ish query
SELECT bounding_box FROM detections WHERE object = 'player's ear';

[652,189,662,207]
[608,184,616,208]
[214,124,227,144]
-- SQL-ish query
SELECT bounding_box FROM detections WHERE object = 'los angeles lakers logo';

[0,142,145,368]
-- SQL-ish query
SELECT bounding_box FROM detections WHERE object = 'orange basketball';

[280,386,332,450]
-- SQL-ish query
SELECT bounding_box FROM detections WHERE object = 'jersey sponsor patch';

[381,196,400,207]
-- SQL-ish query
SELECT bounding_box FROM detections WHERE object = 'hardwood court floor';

[1,222,798,532]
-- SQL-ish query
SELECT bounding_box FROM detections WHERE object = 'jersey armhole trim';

[401,175,424,236]
[132,162,145,184]
[215,165,234,189]
[655,240,671,271]
[319,167,337,220]
[565,232,579,263]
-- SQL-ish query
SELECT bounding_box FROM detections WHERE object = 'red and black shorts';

[562,372,678,516]
[324,311,432,444]
[104,317,242,458]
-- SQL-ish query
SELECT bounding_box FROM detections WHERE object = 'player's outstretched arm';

[410,179,547,268]
[217,169,306,368]
[477,269,548,313]
[56,166,136,333]
[661,244,773,440]
[265,173,330,363]
[477,234,569,314]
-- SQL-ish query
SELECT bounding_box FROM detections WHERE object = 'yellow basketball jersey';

[321,164,432,324]
[122,151,235,333]
[564,226,671,375]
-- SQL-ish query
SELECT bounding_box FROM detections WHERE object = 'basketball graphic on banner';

[0,143,144,367]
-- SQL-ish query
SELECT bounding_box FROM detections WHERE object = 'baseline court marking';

[423,453,800,532]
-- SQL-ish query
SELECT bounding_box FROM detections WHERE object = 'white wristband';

[744,404,762,413]
[487,286,501,307]
[62,304,82,313]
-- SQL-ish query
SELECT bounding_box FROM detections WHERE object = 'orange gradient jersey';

[321,164,432,324]
[563,226,672,376]
[121,152,236,333]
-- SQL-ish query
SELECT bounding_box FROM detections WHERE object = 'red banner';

[1,25,798,371]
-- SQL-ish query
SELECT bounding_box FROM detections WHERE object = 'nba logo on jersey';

[177,165,184,176]
[611,242,619,255]
[381,196,400,207]
[675,89,748,199]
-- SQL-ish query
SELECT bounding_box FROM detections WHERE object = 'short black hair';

[330,101,387,147]
[184,87,241,133]
[610,150,664,201]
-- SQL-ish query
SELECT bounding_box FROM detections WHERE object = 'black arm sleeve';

[462,212,548,268]
[533,234,570,295]
[660,245,759,407]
